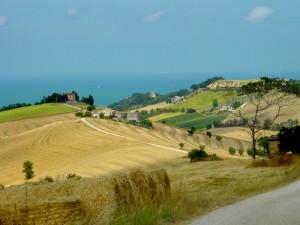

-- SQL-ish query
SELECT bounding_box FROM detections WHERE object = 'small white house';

[101,108,115,117]
[171,96,185,104]
[220,105,234,112]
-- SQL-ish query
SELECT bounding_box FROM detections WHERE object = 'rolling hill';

[0,103,76,123]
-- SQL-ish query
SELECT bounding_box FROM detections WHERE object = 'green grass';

[172,91,228,110]
[0,103,76,123]
[149,112,183,122]
[160,112,228,130]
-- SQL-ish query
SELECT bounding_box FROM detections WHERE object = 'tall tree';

[229,77,290,159]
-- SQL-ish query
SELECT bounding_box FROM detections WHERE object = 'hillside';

[225,94,300,125]
[207,79,255,90]
[171,91,229,110]
[0,103,76,123]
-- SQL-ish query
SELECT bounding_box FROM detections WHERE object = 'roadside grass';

[160,112,228,130]
[172,91,228,110]
[149,112,184,122]
[112,157,300,225]
[0,103,76,123]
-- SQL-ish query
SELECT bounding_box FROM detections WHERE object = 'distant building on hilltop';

[171,96,185,104]
[65,92,77,105]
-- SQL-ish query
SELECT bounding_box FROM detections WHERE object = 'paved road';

[190,180,300,225]
[80,118,187,154]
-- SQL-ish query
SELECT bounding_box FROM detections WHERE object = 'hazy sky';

[1,0,300,78]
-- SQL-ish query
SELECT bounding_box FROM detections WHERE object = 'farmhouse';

[171,96,185,104]
[65,92,77,104]
[101,108,116,118]
[127,112,140,123]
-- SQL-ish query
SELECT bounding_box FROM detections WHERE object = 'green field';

[159,112,228,130]
[172,91,229,110]
[148,112,183,122]
[0,103,76,123]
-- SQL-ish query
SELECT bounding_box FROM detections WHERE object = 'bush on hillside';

[238,149,244,156]
[188,149,208,162]
[247,148,253,157]
[279,126,300,153]
[216,135,222,141]
[206,131,212,138]
[75,111,83,117]
[67,173,81,180]
[87,105,96,111]
[250,154,295,167]
[228,147,236,155]
[179,143,184,149]
[187,127,196,136]
[83,111,92,117]
[23,160,34,180]
[0,184,4,191]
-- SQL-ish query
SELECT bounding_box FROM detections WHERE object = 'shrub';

[232,101,241,109]
[212,99,219,108]
[206,131,212,138]
[75,111,83,117]
[256,149,266,157]
[87,105,96,111]
[216,135,222,141]
[67,173,81,180]
[238,149,244,156]
[179,143,184,149]
[100,112,105,119]
[84,111,92,117]
[279,126,300,153]
[23,160,34,180]
[228,147,236,155]
[188,149,208,162]
[187,127,196,136]
[199,145,206,151]
[0,184,4,191]
[247,148,253,157]
[250,154,294,167]
[208,153,220,161]
[141,119,153,129]
[43,176,54,183]
[186,108,196,113]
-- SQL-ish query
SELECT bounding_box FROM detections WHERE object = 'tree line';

[0,91,95,112]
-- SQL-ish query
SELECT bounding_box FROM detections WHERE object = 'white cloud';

[144,11,166,23]
[0,16,9,26]
[67,7,77,17]
[245,6,273,22]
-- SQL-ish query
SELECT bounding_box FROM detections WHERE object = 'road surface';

[190,180,300,225]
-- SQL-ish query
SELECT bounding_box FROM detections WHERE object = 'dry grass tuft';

[0,169,170,225]
[250,154,298,168]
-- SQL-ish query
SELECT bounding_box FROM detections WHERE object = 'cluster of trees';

[40,91,95,106]
[279,126,300,153]
[81,95,94,106]
[40,91,79,104]
[190,76,224,91]
[0,103,32,112]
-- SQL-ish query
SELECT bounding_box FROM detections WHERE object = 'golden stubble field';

[0,116,235,186]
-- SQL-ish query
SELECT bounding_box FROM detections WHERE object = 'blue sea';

[0,74,297,107]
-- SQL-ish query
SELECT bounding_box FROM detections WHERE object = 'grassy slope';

[172,91,228,110]
[160,112,228,130]
[113,157,300,225]
[0,103,76,123]
[149,112,184,122]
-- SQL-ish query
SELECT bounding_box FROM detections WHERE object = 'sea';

[0,73,298,107]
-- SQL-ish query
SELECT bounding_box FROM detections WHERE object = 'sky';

[0,0,300,78]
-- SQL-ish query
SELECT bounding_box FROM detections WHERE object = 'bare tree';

[229,77,289,159]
